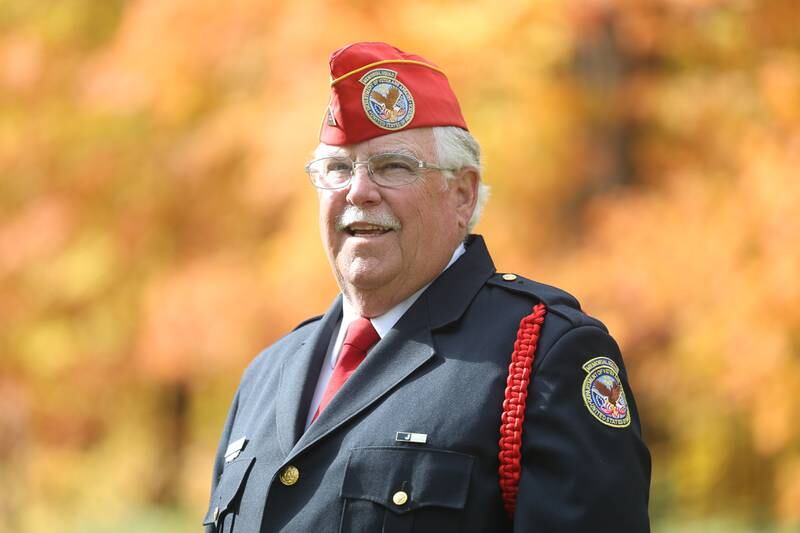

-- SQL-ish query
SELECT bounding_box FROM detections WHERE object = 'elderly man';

[205,42,651,532]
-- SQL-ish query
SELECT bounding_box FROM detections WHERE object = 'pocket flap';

[341,447,474,514]
[203,456,255,525]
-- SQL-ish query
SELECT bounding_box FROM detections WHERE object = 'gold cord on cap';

[330,59,446,86]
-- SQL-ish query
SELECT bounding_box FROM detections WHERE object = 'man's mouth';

[344,223,394,237]
[336,207,401,236]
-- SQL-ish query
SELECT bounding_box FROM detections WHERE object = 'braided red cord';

[498,302,547,518]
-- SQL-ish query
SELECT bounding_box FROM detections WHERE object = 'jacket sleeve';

[204,388,240,532]
[512,325,651,532]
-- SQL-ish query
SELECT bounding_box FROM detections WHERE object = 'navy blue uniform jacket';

[205,235,651,532]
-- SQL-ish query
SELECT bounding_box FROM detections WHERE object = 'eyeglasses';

[304,152,455,190]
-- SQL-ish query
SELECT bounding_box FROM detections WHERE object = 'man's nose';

[346,165,381,206]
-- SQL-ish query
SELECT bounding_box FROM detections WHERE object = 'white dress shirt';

[305,243,466,428]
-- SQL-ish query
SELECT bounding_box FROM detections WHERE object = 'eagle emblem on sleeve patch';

[360,69,415,130]
[581,357,631,428]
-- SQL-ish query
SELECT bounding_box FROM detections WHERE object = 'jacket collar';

[420,234,496,330]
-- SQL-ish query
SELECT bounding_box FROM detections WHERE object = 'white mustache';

[335,206,401,231]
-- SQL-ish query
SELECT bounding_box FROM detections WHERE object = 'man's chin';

[337,258,397,291]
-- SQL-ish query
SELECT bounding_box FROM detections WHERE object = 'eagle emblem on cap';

[581,357,631,428]
[360,69,415,130]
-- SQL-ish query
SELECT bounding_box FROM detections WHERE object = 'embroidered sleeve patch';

[581,357,631,428]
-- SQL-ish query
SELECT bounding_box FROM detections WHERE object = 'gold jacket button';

[502,273,517,281]
[279,465,300,486]
[392,490,409,506]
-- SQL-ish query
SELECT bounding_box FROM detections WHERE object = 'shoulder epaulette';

[292,314,323,331]
[487,272,604,330]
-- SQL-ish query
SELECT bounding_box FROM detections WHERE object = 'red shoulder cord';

[498,302,547,518]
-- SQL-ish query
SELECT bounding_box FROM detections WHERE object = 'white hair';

[432,126,490,232]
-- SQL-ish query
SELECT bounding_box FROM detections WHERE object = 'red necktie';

[312,317,380,421]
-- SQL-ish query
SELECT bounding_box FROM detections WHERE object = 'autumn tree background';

[1,0,798,531]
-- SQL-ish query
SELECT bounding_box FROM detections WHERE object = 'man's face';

[316,128,476,316]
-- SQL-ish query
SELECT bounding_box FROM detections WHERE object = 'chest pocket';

[203,456,254,533]
[340,447,474,533]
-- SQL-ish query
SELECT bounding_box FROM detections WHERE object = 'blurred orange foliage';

[1,0,798,531]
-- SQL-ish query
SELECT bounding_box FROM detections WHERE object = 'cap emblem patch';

[360,69,415,131]
[581,357,631,428]
[326,105,337,126]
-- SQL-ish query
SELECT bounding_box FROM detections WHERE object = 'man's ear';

[449,167,480,231]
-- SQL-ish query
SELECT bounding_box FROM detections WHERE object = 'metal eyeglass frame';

[304,152,456,190]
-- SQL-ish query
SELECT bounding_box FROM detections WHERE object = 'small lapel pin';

[224,437,248,463]
[396,431,428,444]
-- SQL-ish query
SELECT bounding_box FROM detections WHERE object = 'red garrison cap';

[320,42,468,146]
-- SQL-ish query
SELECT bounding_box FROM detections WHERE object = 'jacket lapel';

[275,296,342,455]
[290,306,435,459]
